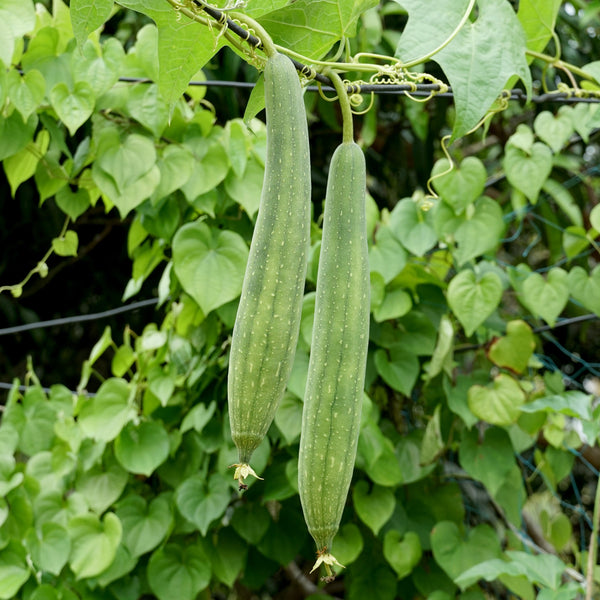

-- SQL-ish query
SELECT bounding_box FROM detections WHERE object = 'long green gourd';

[228,52,311,489]
[298,72,370,579]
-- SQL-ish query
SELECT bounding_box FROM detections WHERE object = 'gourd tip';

[229,463,263,491]
[310,548,344,582]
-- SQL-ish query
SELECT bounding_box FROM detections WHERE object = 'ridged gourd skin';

[227,53,311,482]
[298,141,370,559]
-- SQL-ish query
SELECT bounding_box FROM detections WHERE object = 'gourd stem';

[230,11,277,58]
[326,69,354,144]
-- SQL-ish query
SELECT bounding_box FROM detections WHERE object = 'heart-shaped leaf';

[209,528,247,588]
[430,521,502,582]
[224,155,264,218]
[0,112,37,162]
[25,522,70,576]
[468,373,526,426]
[447,270,503,336]
[55,187,91,221]
[374,345,420,396]
[562,226,590,259]
[68,512,122,579]
[383,530,422,579]
[459,426,516,496]
[506,123,534,154]
[503,141,553,203]
[521,268,569,326]
[152,145,195,202]
[92,133,160,217]
[51,230,78,257]
[352,480,395,535]
[567,265,600,316]
[330,523,363,566]
[453,197,505,265]
[114,421,170,476]
[488,320,535,374]
[172,221,249,315]
[389,197,438,255]
[431,157,486,214]
[147,542,211,600]
[369,225,408,283]
[116,493,172,558]
[49,82,95,136]
[175,474,230,536]
[6,69,45,122]
[534,109,574,153]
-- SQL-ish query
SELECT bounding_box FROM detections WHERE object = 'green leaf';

[180,401,217,435]
[374,345,420,396]
[0,112,37,162]
[521,268,569,326]
[431,157,487,214]
[225,119,249,178]
[567,265,600,316]
[224,155,264,218]
[520,391,593,421]
[24,522,70,576]
[388,197,437,255]
[0,542,30,600]
[394,0,472,63]
[68,512,122,579]
[152,145,195,202]
[273,392,303,444]
[175,474,231,536]
[507,123,535,154]
[77,378,135,442]
[230,502,271,545]
[209,528,247,588]
[447,270,503,337]
[459,427,516,497]
[434,198,505,266]
[116,493,172,558]
[455,551,567,591]
[70,0,114,48]
[503,142,553,204]
[4,129,49,196]
[347,553,397,600]
[172,221,249,315]
[468,374,526,426]
[147,543,211,600]
[443,374,482,429]
[420,404,444,465]
[369,225,408,283]
[353,480,395,535]
[590,204,600,233]
[114,421,170,476]
[75,462,128,514]
[181,137,230,202]
[430,521,502,582]
[330,523,363,567]
[373,287,412,322]
[73,38,123,97]
[52,230,78,257]
[126,83,169,138]
[383,530,422,579]
[517,0,562,55]
[55,187,91,221]
[49,82,95,136]
[6,69,45,122]
[0,0,35,65]
[92,132,160,217]
[420,0,531,139]
[562,226,589,259]
[534,110,574,153]
[488,320,535,374]
[259,0,379,60]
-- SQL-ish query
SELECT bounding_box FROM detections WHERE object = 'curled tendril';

[351,91,375,115]
[426,134,453,200]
